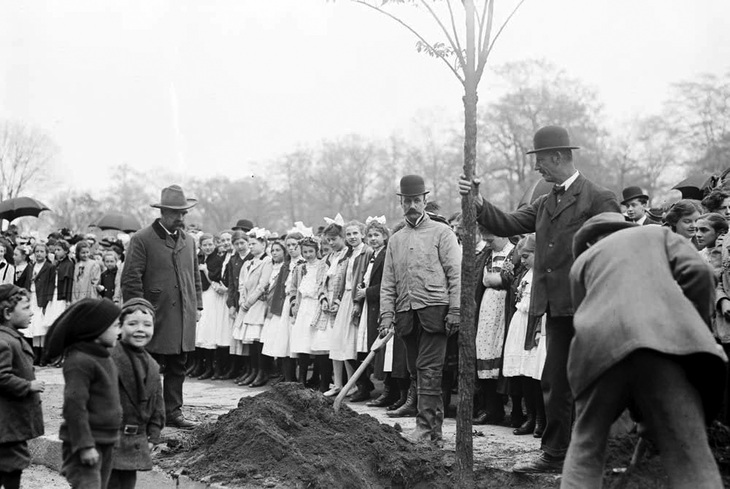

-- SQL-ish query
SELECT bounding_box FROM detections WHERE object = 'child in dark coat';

[108,298,164,489]
[45,298,122,489]
[0,285,45,489]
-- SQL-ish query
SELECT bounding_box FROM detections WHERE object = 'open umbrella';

[0,197,51,222]
[517,178,553,208]
[93,212,142,233]
[672,174,717,201]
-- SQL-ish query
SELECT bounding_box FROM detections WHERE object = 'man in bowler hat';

[122,185,203,429]
[621,186,660,225]
[458,126,620,472]
[380,175,461,446]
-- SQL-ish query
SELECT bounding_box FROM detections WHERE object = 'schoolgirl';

[0,240,16,286]
[25,244,56,363]
[71,241,101,303]
[53,240,74,306]
[13,247,31,291]
[235,231,273,387]
[290,237,326,386]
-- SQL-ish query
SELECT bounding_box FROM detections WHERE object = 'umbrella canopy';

[672,173,717,201]
[93,212,142,233]
[517,178,553,208]
[0,197,51,222]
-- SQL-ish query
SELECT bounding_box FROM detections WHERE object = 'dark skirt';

[0,441,30,472]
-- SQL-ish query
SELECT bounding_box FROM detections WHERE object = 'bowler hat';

[573,212,638,258]
[150,185,197,210]
[620,186,649,206]
[526,126,580,154]
[232,219,254,232]
[397,175,429,197]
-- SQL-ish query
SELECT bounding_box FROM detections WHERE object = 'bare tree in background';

[352,1,525,484]
[0,121,58,201]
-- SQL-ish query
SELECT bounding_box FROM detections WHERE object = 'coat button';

[547,268,552,273]
[548,243,554,248]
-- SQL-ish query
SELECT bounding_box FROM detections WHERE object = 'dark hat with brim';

[45,298,121,359]
[621,186,649,206]
[526,126,580,154]
[573,212,638,258]
[397,175,430,197]
[151,185,197,210]
[232,219,254,232]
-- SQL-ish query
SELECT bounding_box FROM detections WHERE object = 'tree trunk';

[456,0,478,486]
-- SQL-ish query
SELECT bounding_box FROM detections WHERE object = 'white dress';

[197,273,228,350]
[329,244,365,361]
[259,262,283,348]
[290,260,322,355]
[476,243,514,379]
[26,263,46,339]
[502,269,544,378]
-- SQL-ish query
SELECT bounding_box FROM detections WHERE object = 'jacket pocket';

[147,289,162,307]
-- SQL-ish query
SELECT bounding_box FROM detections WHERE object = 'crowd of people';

[2,125,730,487]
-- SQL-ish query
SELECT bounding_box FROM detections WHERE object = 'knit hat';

[121,298,156,319]
[45,298,121,359]
[0,284,23,303]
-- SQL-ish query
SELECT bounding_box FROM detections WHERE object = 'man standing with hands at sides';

[458,126,620,473]
[122,185,203,429]
[379,175,462,447]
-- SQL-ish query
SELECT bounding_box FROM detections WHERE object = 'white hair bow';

[366,215,387,225]
[289,221,314,237]
[248,227,269,239]
[323,213,345,226]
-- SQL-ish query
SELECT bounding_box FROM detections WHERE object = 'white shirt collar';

[560,171,580,190]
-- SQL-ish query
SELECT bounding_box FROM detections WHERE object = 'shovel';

[334,330,394,413]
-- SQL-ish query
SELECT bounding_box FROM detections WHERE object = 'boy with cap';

[562,213,726,488]
[46,298,122,489]
[108,298,164,489]
[0,284,45,489]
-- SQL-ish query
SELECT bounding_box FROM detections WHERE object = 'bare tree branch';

[486,0,526,58]
[419,0,465,69]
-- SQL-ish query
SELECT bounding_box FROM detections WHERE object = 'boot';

[387,379,410,411]
[368,376,400,407]
[250,368,270,387]
[387,382,417,418]
[223,355,241,380]
[239,368,258,386]
[236,357,252,383]
[190,349,207,378]
[533,379,546,438]
[282,357,297,383]
[405,371,443,445]
[211,348,228,380]
[297,356,310,385]
[442,371,455,418]
[38,346,47,367]
[186,349,200,376]
[510,394,526,428]
[197,350,215,379]
[533,415,546,438]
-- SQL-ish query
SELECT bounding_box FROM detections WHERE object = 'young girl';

[501,235,547,437]
[109,299,164,489]
[12,247,31,291]
[327,221,371,397]
[695,212,728,262]
[664,199,702,242]
[45,298,122,489]
[290,237,325,386]
[235,232,273,387]
[53,240,74,307]
[261,238,300,381]
[26,244,56,364]
[190,234,225,379]
[0,241,16,286]
[72,241,102,303]
[97,252,118,301]
[0,285,45,489]
[217,231,249,381]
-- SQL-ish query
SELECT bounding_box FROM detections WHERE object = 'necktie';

[552,185,566,196]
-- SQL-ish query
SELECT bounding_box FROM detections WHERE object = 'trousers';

[153,353,187,418]
[540,313,574,457]
[61,442,114,489]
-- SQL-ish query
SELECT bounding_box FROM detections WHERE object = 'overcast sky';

[1,0,728,193]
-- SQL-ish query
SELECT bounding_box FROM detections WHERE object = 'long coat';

[121,220,203,355]
[570,225,727,418]
[364,247,385,349]
[0,325,44,444]
[477,174,619,317]
[111,343,164,471]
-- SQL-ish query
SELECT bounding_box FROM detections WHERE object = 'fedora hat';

[620,186,649,205]
[397,175,429,197]
[526,126,580,154]
[573,212,638,258]
[232,219,254,232]
[151,185,197,210]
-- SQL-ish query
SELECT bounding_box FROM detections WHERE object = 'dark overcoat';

[111,343,164,471]
[33,261,56,311]
[0,325,44,444]
[477,174,620,317]
[121,220,203,354]
[570,225,727,417]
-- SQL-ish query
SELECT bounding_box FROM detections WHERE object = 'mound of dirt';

[160,383,451,488]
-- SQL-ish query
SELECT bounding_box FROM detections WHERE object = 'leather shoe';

[349,388,372,403]
[166,415,198,430]
[512,453,563,474]
[533,420,545,438]
[513,418,536,436]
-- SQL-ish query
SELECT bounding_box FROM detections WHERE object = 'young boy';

[0,285,45,489]
[45,298,122,489]
[562,212,727,488]
[108,298,164,489]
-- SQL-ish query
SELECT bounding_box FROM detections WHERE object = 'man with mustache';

[379,175,462,446]
[458,126,620,473]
